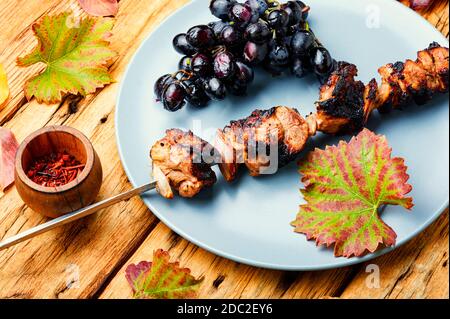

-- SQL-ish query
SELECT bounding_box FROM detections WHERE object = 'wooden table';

[0,0,448,299]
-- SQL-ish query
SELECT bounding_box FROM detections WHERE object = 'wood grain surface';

[0,0,448,299]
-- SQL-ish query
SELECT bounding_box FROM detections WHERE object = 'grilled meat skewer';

[151,107,314,198]
[150,43,448,198]
[313,42,449,134]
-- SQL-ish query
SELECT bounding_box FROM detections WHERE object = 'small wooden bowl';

[14,126,103,218]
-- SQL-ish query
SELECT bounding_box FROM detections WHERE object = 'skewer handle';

[0,181,157,251]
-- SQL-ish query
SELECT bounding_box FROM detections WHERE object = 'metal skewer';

[0,181,157,251]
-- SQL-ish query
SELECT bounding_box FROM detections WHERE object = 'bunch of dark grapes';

[154,0,336,112]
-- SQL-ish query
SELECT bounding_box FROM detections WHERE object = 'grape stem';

[173,69,193,81]
[211,45,227,57]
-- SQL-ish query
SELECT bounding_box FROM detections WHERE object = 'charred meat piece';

[217,106,312,182]
[378,42,449,111]
[150,129,217,198]
[315,62,366,134]
[363,78,380,122]
[317,43,449,133]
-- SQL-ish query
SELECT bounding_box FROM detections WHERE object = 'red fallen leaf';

[409,0,434,10]
[125,249,203,299]
[78,0,119,17]
[0,127,19,192]
[291,129,413,258]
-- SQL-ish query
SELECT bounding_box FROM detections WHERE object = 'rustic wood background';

[0,0,448,299]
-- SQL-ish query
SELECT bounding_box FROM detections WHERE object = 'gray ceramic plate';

[116,0,449,270]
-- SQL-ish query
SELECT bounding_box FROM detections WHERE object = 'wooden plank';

[0,0,189,298]
[99,211,449,299]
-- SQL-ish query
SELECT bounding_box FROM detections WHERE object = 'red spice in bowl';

[26,151,85,187]
[15,126,103,218]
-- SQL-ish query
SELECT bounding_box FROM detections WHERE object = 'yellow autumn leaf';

[0,63,10,110]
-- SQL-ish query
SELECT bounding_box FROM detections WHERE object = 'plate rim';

[115,0,449,271]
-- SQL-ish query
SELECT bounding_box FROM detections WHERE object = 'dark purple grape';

[191,53,212,76]
[178,56,192,72]
[269,42,290,66]
[227,42,246,57]
[301,54,313,71]
[247,5,261,23]
[264,60,285,76]
[283,34,293,47]
[267,10,289,30]
[227,81,248,96]
[244,21,271,44]
[282,1,303,26]
[228,3,253,26]
[235,61,254,84]
[291,57,305,78]
[202,77,227,100]
[316,59,337,84]
[162,82,186,111]
[310,47,333,75]
[185,80,210,107]
[172,33,197,55]
[275,27,289,40]
[245,0,269,15]
[209,20,229,38]
[186,25,215,49]
[243,41,268,65]
[210,0,236,20]
[214,51,236,79]
[154,74,174,100]
[290,30,314,56]
[219,25,243,47]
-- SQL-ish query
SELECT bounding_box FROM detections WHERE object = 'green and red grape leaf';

[291,129,413,258]
[125,249,203,299]
[17,12,116,104]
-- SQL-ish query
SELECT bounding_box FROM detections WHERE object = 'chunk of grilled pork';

[216,106,313,182]
[150,129,217,199]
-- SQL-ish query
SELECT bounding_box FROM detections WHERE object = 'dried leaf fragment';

[125,249,203,299]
